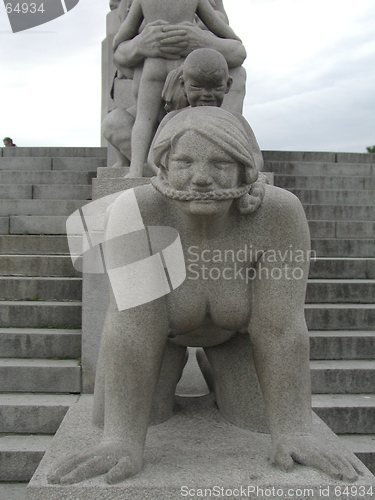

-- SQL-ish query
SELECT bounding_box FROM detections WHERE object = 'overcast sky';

[1,0,374,152]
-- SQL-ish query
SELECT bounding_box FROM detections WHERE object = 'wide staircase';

[0,147,105,484]
[265,150,375,475]
[0,148,374,487]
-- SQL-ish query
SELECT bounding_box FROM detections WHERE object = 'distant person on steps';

[3,137,16,147]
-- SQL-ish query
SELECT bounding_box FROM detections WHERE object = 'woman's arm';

[249,190,312,439]
[249,188,359,481]
[48,191,170,484]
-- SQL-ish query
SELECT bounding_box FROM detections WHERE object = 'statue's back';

[141,0,199,24]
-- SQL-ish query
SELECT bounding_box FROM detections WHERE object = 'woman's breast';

[165,275,252,345]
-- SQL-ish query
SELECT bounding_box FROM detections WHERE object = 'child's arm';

[113,0,145,52]
[196,0,241,42]
[210,0,229,24]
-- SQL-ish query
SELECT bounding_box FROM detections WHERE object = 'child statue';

[149,48,264,174]
[112,0,241,178]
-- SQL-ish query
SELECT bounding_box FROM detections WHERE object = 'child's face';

[182,68,231,108]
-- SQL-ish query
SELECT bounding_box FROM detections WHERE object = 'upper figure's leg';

[102,108,135,167]
[127,58,170,177]
[222,66,246,115]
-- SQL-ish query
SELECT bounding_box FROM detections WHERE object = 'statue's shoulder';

[134,183,171,224]
[254,184,309,243]
[261,183,305,218]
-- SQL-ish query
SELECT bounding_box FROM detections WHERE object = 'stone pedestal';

[28,395,375,500]
[81,171,152,392]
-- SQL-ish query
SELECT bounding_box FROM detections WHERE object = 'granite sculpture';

[111,0,240,178]
[49,107,361,485]
[102,0,247,169]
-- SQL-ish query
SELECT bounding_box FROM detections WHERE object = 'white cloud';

[0,0,108,146]
[1,0,374,151]
[226,0,375,152]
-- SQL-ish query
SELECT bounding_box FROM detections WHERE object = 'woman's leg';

[201,332,269,433]
[150,340,188,424]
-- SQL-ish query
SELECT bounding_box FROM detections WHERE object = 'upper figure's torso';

[141,0,199,24]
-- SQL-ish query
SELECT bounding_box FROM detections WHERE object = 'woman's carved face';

[167,131,240,215]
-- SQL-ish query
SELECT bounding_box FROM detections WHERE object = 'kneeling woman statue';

[50,107,360,485]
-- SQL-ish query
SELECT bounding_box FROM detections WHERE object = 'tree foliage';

[366,145,375,153]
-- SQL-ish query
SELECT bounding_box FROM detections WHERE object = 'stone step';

[265,160,375,177]
[303,204,375,221]
[0,434,53,482]
[263,151,336,162]
[339,435,375,475]
[289,188,375,205]
[33,184,92,200]
[0,327,81,359]
[0,170,95,185]
[309,258,375,279]
[0,184,32,200]
[308,220,375,239]
[309,331,375,360]
[0,394,79,434]
[0,277,82,301]
[306,280,375,304]
[310,360,375,394]
[0,157,52,171]
[0,359,81,393]
[0,199,86,217]
[275,174,375,190]
[0,216,8,234]
[311,239,374,257]
[312,394,375,434]
[262,151,375,163]
[9,215,69,235]
[0,235,70,255]
[51,157,106,171]
[0,301,82,328]
[1,146,107,158]
[0,155,105,171]
[0,483,27,498]
[336,152,375,164]
[0,255,78,276]
[305,304,375,330]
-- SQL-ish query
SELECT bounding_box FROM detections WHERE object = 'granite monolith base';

[28,395,375,500]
